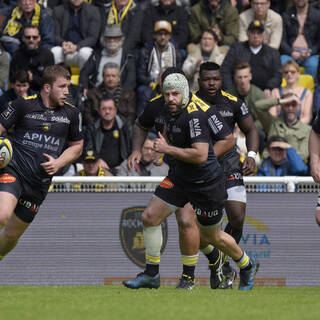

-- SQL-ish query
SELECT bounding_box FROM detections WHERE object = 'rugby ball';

[0,137,13,169]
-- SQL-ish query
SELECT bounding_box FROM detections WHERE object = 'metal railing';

[50,176,319,193]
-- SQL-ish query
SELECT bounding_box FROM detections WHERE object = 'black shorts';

[219,152,244,189]
[154,174,227,226]
[0,166,49,223]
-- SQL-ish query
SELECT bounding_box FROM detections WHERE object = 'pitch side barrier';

[1,176,319,286]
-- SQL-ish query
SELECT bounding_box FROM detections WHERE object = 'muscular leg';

[225,200,246,244]
[175,203,199,282]
[0,213,29,259]
[0,191,28,260]
[176,203,199,256]
[141,196,172,276]
[0,191,18,229]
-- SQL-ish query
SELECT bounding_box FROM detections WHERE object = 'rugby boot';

[122,272,160,289]
[209,251,224,289]
[176,275,196,290]
[238,258,260,290]
[218,262,237,289]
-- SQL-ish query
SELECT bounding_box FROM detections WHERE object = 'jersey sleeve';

[187,110,211,144]
[137,100,157,130]
[0,99,25,130]
[235,99,250,124]
[207,109,232,140]
[68,108,83,141]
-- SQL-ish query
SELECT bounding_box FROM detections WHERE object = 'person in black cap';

[221,19,282,97]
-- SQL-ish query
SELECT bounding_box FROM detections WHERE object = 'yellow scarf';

[107,0,133,26]
[3,3,41,37]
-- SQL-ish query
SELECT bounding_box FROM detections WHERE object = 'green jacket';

[189,0,239,45]
[255,97,311,162]
[227,84,265,131]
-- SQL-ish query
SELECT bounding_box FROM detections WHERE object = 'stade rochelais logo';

[120,207,168,268]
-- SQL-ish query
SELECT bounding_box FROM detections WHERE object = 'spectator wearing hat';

[221,19,282,97]
[51,0,101,70]
[101,0,143,53]
[141,0,189,51]
[238,0,283,50]
[79,24,136,93]
[257,135,308,177]
[280,0,320,79]
[136,20,182,115]
[189,0,239,46]
[76,149,114,177]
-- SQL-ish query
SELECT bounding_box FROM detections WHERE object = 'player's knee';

[316,211,320,227]
[141,210,159,227]
[228,214,245,229]
[0,212,11,228]
[3,228,22,243]
[176,214,196,230]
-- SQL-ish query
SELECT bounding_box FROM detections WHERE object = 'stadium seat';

[281,74,315,93]
[70,66,80,85]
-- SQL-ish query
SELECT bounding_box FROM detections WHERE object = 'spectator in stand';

[0,42,9,95]
[255,92,311,162]
[10,25,54,92]
[0,0,54,55]
[0,70,35,111]
[271,60,313,125]
[117,133,169,188]
[230,0,250,12]
[102,0,143,52]
[84,96,132,175]
[85,62,136,126]
[280,0,320,79]
[80,24,136,93]
[136,20,182,115]
[189,0,239,46]
[226,62,266,153]
[51,0,101,70]
[182,29,226,92]
[221,20,282,97]
[141,0,189,52]
[238,0,282,50]
[258,135,308,177]
[269,0,291,14]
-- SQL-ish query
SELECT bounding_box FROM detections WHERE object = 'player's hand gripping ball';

[0,137,13,169]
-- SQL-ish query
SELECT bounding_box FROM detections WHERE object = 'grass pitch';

[0,286,319,320]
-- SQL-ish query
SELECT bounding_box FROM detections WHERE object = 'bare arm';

[127,122,148,171]
[213,133,235,158]
[153,132,208,164]
[300,90,313,125]
[238,116,259,175]
[41,140,83,176]
[309,129,320,183]
[0,123,7,135]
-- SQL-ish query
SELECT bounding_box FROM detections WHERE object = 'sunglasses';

[24,35,39,40]
[283,70,297,75]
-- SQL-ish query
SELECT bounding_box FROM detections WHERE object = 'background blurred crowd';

[0,0,318,179]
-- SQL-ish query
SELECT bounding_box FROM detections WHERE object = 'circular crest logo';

[120,207,168,268]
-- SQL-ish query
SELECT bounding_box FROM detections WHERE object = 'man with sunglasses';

[255,91,311,162]
[10,25,54,92]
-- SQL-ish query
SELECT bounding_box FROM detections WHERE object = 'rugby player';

[196,62,260,289]
[123,71,259,290]
[123,68,234,290]
[0,65,83,261]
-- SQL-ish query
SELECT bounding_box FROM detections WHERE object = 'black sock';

[182,265,195,279]
[145,264,159,277]
[206,247,220,265]
[225,223,243,244]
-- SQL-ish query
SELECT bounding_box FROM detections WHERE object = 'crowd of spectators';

[0,0,319,178]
